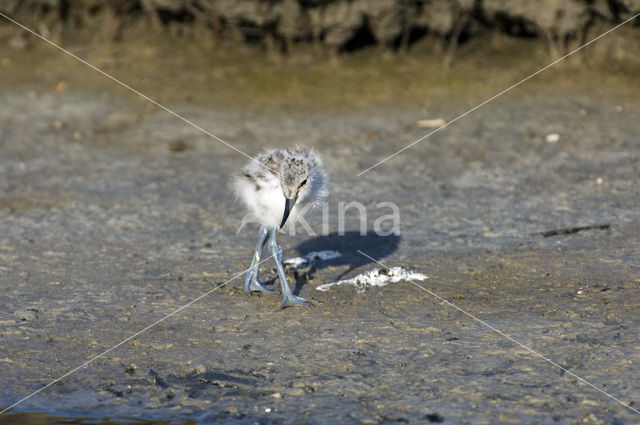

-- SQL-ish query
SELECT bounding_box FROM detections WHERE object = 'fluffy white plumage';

[233,147,329,230]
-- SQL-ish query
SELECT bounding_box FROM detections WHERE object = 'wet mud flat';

[1,44,640,424]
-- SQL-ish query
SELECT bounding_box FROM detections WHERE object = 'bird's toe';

[280,293,316,308]
[245,280,276,294]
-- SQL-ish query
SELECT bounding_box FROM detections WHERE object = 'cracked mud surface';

[1,38,640,424]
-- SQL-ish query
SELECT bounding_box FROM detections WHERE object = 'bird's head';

[278,157,311,228]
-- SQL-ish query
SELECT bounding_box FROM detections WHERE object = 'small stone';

[416,118,447,128]
[545,133,560,143]
[14,308,38,322]
[125,363,137,374]
[168,139,189,152]
[595,177,603,185]
[52,119,66,130]
[194,364,206,374]
[53,81,67,93]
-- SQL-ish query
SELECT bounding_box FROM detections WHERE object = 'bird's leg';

[274,239,283,265]
[244,224,276,294]
[268,227,315,308]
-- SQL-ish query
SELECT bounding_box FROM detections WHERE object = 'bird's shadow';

[291,231,401,291]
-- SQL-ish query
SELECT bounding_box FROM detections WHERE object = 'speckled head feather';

[233,146,329,230]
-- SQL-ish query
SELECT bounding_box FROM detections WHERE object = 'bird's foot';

[280,293,316,308]
[245,279,276,294]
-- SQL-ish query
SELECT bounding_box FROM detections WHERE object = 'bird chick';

[233,146,329,308]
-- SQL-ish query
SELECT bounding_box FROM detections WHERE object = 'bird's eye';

[300,178,308,186]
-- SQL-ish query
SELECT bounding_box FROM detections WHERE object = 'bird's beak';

[280,198,296,229]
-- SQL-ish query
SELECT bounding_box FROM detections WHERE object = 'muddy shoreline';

[1,32,640,424]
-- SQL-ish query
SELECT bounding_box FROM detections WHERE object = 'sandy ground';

[1,33,640,425]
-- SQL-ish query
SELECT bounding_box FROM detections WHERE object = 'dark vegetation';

[1,0,639,57]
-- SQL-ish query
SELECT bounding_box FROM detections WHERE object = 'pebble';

[53,81,67,93]
[14,308,38,321]
[545,133,560,143]
[415,118,447,128]
[168,139,189,152]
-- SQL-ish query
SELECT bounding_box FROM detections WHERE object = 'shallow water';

[0,412,195,425]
